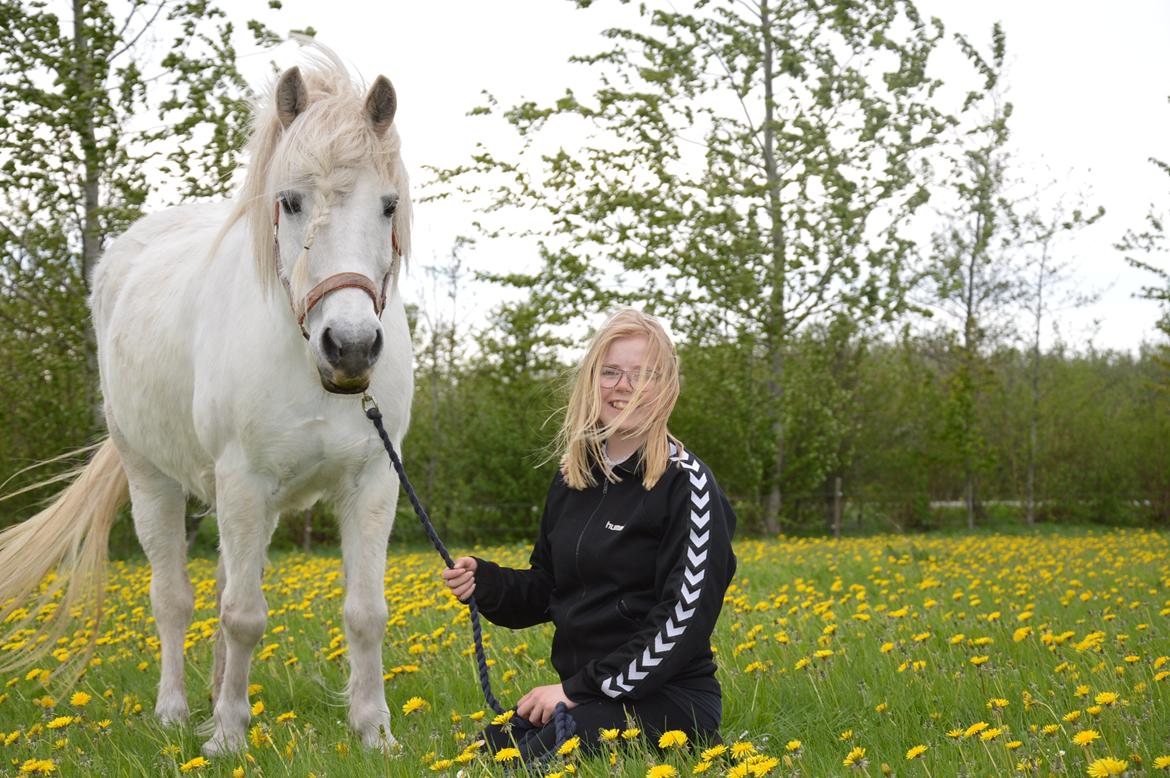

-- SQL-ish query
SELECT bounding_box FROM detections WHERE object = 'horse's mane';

[215,44,412,293]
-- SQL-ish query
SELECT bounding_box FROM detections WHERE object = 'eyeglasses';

[599,367,659,389]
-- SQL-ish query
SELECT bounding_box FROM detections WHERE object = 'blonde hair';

[557,309,683,490]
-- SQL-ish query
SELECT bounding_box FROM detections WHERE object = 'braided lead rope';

[361,394,576,757]
[362,396,502,714]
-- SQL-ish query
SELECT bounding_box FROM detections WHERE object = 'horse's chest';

[248,418,374,511]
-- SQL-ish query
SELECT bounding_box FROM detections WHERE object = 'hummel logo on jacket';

[471,443,737,704]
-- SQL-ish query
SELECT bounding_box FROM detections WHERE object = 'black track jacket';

[472,443,737,703]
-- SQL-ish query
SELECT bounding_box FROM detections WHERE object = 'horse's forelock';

[231,52,411,292]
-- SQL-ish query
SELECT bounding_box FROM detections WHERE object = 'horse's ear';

[364,76,397,137]
[276,67,308,129]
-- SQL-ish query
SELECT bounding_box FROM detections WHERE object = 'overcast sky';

[233,0,1170,353]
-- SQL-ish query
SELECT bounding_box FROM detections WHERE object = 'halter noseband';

[272,198,401,340]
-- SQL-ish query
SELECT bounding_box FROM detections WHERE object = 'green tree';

[927,23,1023,529]
[0,0,279,524]
[434,0,946,532]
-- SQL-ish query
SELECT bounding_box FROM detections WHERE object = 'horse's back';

[93,202,236,500]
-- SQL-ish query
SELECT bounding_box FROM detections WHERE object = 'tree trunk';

[1026,247,1046,525]
[760,0,785,536]
[73,0,102,429]
[963,207,983,532]
[832,475,843,539]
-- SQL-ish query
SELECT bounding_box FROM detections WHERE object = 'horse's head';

[242,58,411,394]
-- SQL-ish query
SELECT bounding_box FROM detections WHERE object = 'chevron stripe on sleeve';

[599,450,712,699]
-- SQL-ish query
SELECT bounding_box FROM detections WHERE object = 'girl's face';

[597,335,657,437]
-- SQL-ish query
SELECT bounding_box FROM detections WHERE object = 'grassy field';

[1,529,1168,776]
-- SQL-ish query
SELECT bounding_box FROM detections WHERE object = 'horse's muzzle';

[317,325,383,394]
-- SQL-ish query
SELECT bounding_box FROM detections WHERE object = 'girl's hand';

[516,683,577,727]
[440,556,477,602]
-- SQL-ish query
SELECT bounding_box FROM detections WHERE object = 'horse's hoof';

[358,722,397,752]
[201,730,244,757]
[155,698,189,726]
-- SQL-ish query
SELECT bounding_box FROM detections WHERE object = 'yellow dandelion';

[179,756,209,772]
[600,728,620,742]
[250,700,264,717]
[963,721,989,738]
[969,655,990,666]
[490,710,513,726]
[1094,692,1119,706]
[843,746,867,768]
[748,756,779,775]
[45,717,73,730]
[69,692,90,707]
[622,727,642,740]
[1086,757,1128,777]
[702,744,728,760]
[1064,710,1082,722]
[1072,730,1101,747]
[730,741,756,759]
[1006,741,1022,750]
[979,727,1003,741]
[429,759,453,771]
[647,766,678,778]
[906,745,927,760]
[659,730,688,749]
[402,697,428,716]
[1152,755,1170,769]
[276,711,296,723]
[557,735,581,756]
[693,762,712,774]
[785,740,802,753]
[839,729,854,741]
[232,768,244,778]
[946,728,964,738]
[494,747,521,763]
[18,759,56,774]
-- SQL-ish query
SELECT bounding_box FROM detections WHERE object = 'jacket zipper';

[570,479,608,668]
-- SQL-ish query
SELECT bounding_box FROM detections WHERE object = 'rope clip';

[361,392,379,414]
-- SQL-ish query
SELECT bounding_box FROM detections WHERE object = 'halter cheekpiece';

[272,198,401,339]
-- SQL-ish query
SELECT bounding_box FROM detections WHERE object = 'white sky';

[233,0,1170,354]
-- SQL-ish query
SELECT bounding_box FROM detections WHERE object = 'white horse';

[0,52,412,755]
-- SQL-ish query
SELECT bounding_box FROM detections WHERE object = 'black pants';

[482,686,721,761]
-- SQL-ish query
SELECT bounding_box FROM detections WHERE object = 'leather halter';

[273,199,401,339]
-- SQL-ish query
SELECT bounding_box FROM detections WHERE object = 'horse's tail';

[0,438,128,678]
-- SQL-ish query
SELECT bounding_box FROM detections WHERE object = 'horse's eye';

[280,192,303,215]
[382,195,398,219]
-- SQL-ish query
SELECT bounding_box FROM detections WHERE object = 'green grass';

[1,529,1168,776]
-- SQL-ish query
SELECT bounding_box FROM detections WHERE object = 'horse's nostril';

[370,329,383,362]
[321,327,341,365]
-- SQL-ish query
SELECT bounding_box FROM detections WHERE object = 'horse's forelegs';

[203,470,273,757]
[123,451,193,725]
[339,476,397,750]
